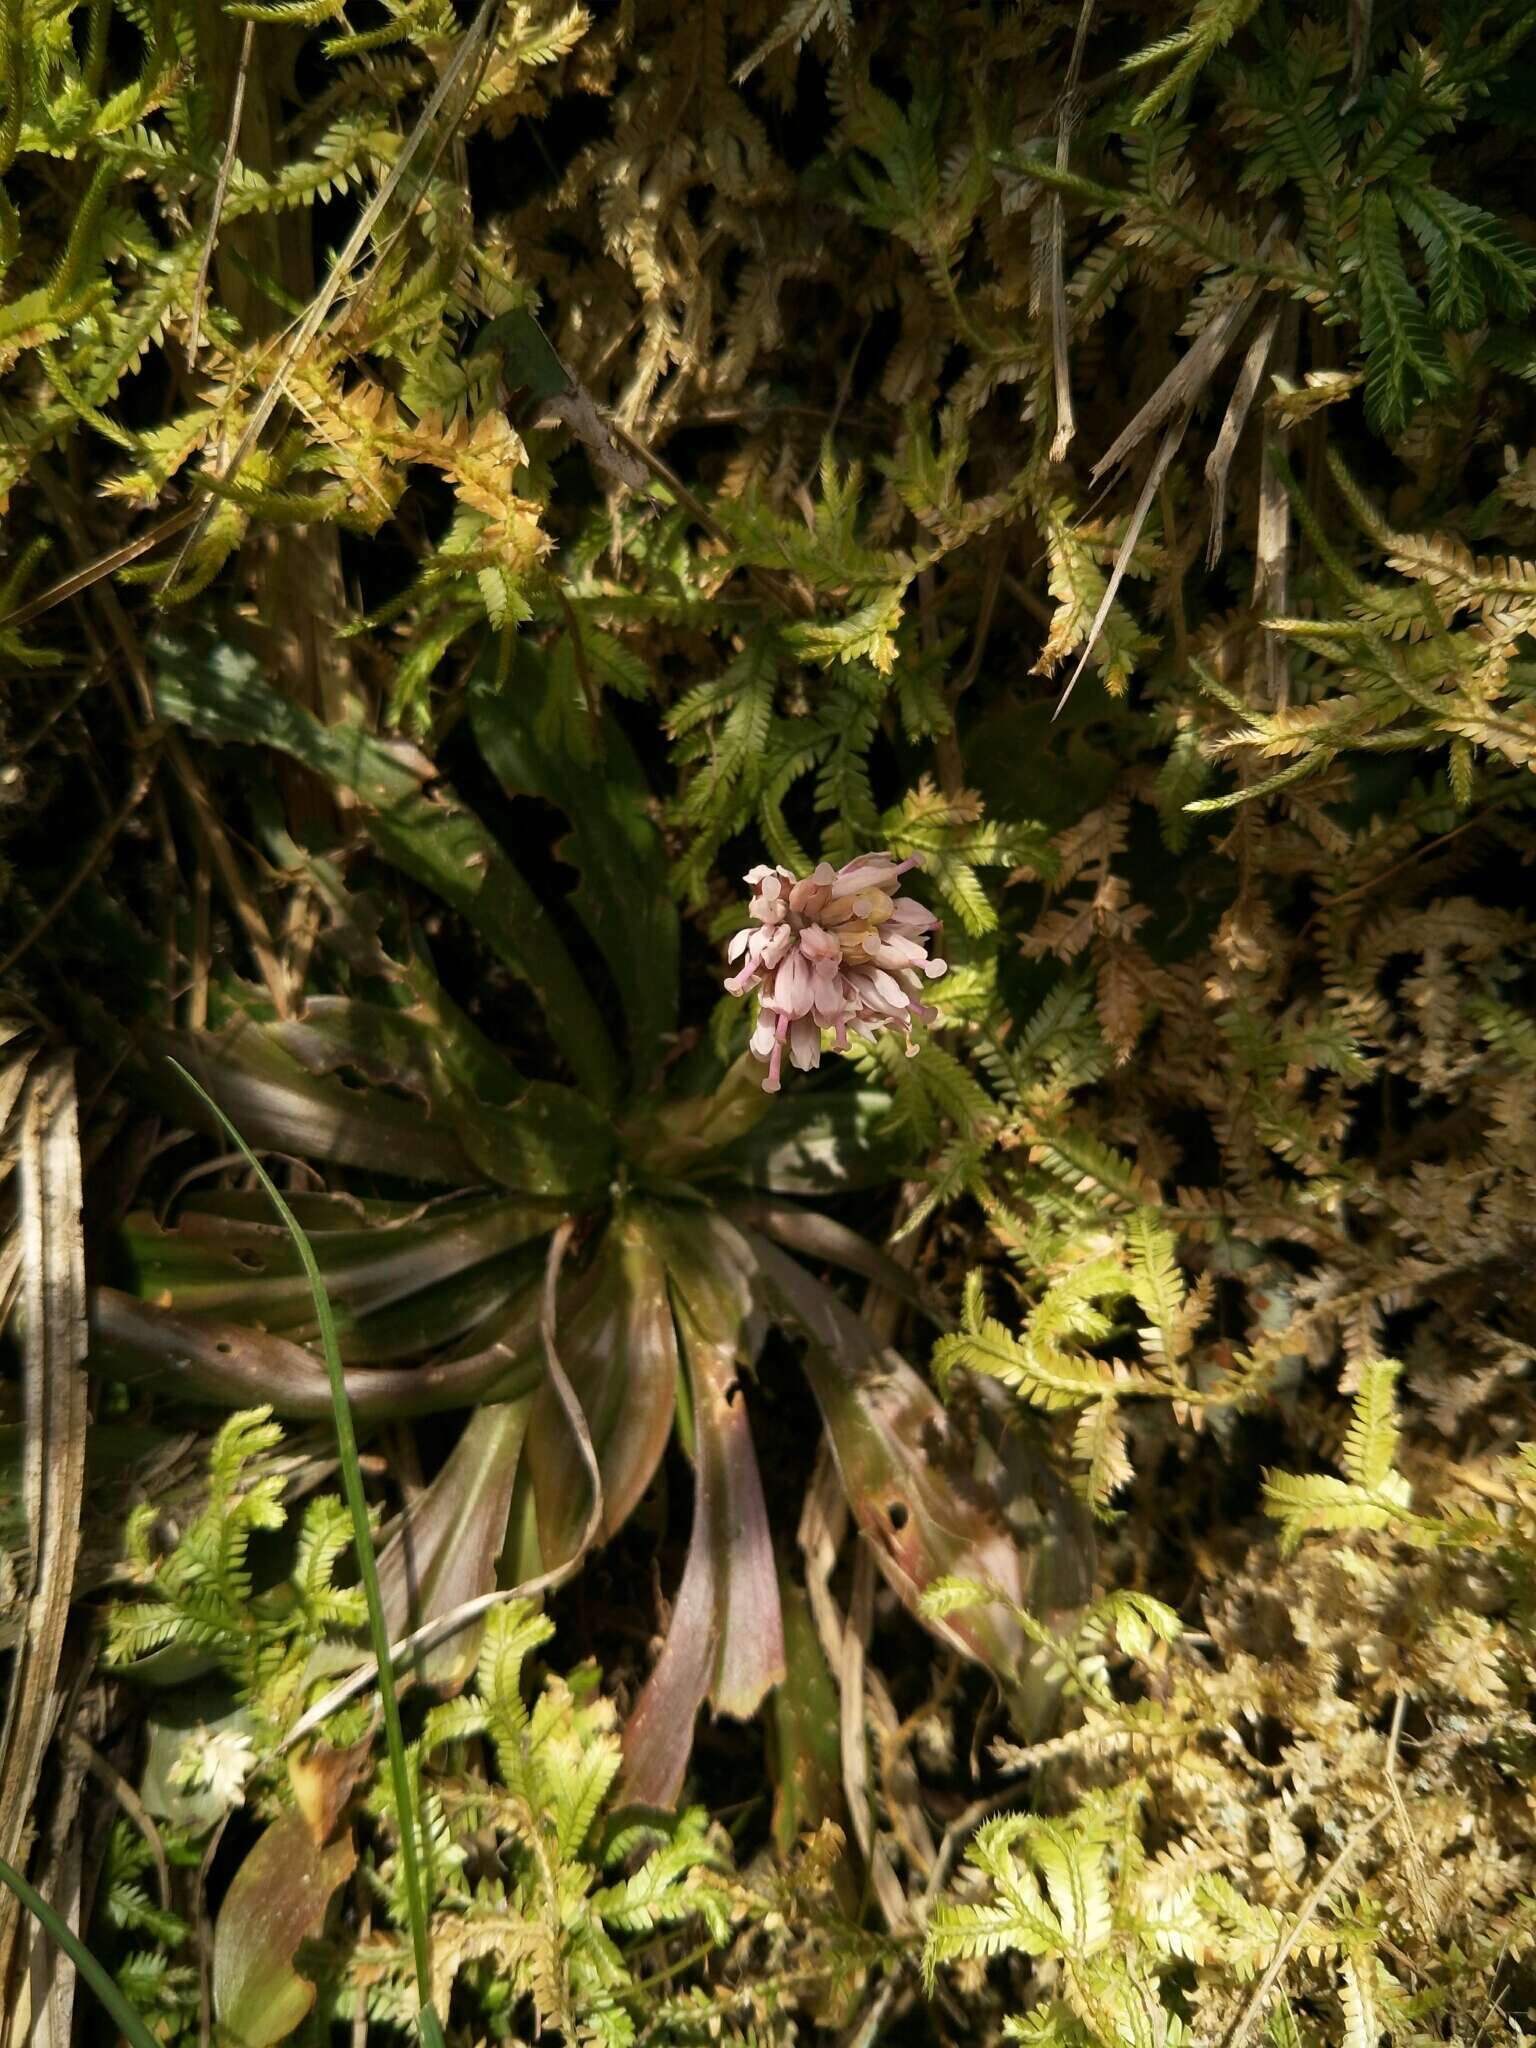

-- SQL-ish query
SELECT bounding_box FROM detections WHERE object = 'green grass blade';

[166,1059,444,2046]
[0,1851,161,2048]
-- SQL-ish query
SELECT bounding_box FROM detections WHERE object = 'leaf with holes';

[743,1228,1041,1703]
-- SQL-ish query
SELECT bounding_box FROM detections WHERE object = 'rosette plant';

[93,632,1089,1805]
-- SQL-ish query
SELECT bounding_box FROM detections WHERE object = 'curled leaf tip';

[724,852,946,1091]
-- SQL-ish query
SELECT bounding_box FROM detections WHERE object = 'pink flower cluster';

[725,853,947,1092]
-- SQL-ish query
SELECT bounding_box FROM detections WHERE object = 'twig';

[1446,1463,1523,1509]
[1380,1691,1435,1938]
[170,755,291,1016]
[23,455,290,1012]
[187,18,254,364]
[0,747,162,982]
[64,1734,171,1911]
[1315,813,1488,913]
[838,1778,1039,2048]
[186,851,211,1033]
[924,1782,1039,1919]
[1213,1799,1391,2048]
[952,541,1007,704]
[0,506,201,635]
[604,416,813,616]
[1002,569,1056,631]
[193,1812,231,2048]
[9,668,97,759]
[554,585,602,752]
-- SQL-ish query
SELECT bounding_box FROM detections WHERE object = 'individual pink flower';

[725,852,947,1091]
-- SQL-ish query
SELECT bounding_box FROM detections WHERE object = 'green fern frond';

[1341,1357,1403,1492]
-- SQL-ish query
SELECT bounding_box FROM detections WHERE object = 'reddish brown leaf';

[621,1207,784,1806]
[374,1396,534,1690]
[145,1021,474,1183]
[118,1193,552,1347]
[288,1739,372,1845]
[212,1811,355,2048]
[88,1284,542,1419]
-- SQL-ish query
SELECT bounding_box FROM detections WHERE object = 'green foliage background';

[5,0,1536,2041]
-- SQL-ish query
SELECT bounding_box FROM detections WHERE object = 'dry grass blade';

[0,1053,89,2014]
[1205,303,1280,564]
[0,507,201,634]
[797,1439,849,1678]
[0,749,162,984]
[1061,227,1287,713]
[1090,286,1256,490]
[1048,0,1097,465]
[1253,308,1298,708]
[797,1434,891,1915]
[838,1543,876,1868]
[171,747,290,1016]
[65,1733,171,1912]
[1214,1799,1391,2048]
[1379,1692,1436,1940]
[1254,438,1292,708]
[1089,223,1284,490]
[837,1545,907,1930]
[1346,0,1374,103]
[0,1031,37,1210]
[1058,408,1187,716]
[20,1730,88,2048]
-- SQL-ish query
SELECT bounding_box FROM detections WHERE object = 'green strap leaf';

[270,1000,616,1198]
[469,643,678,1090]
[152,634,619,1107]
